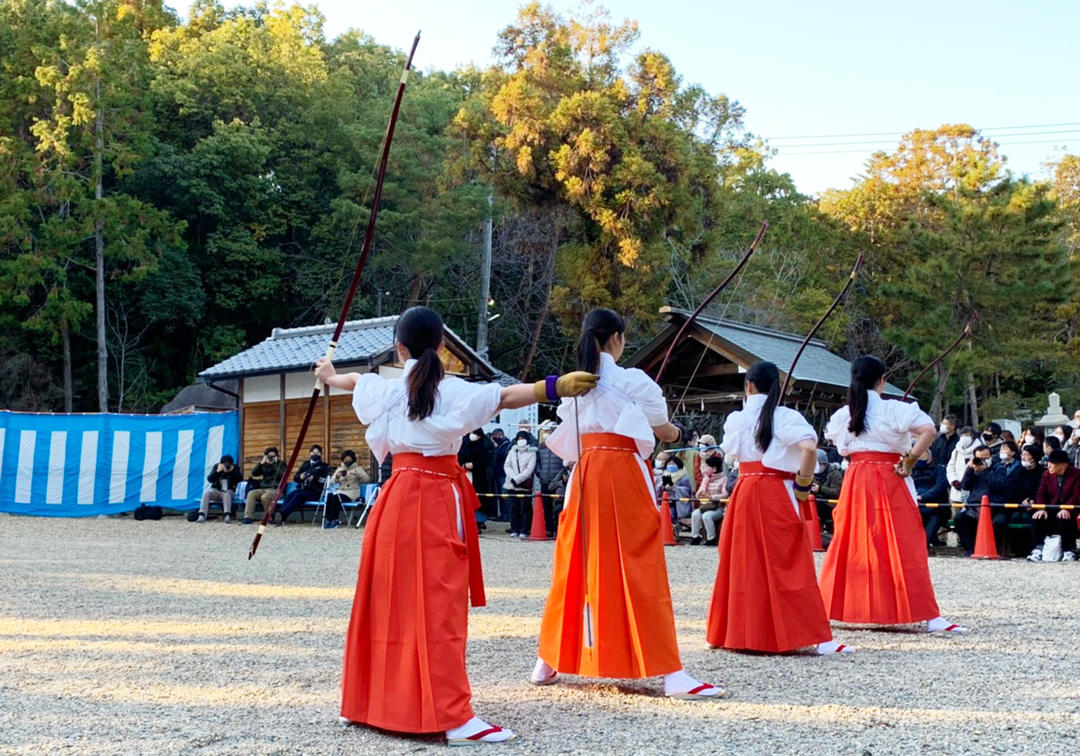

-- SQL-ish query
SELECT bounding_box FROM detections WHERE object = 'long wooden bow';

[249,32,421,560]
[654,220,768,384]
[901,310,979,401]
[780,252,865,400]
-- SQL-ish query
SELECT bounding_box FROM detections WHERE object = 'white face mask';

[516,439,528,448]
[1024,435,1035,445]
[1022,459,1036,469]
[958,436,974,449]
[939,422,950,434]
[999,452,1011,462]
[468,433,479,441]
[654,461,664,470]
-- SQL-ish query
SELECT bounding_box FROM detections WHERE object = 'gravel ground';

[1,512,1078,756]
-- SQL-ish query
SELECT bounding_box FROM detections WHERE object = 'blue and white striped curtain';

[0,410,239,517]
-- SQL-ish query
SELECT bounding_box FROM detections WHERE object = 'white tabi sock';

[663,669,723,697]
[530,658,558,684]
[445,716,515,743]
[926,616,968,633]
[815,640,855,655]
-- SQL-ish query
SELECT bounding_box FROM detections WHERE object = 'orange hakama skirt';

[537,433,682,678]
[818,451,940,624]
[706,461,832,652]
[340,453,486,733]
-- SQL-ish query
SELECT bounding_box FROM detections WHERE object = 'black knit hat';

[1048,449,1070,465]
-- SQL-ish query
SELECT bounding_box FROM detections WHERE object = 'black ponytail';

[576,308,625,373]
[848,355,886,436]
[746,361,781,452]
[395,306,445,421]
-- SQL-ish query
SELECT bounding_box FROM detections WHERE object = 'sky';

[173,0,1080,196]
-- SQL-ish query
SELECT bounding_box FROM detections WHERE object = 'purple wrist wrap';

[545,375,559,401]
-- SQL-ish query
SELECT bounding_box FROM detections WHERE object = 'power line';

[766,122,1080,141]
[772,129,1080,150]
[781,137,1076,157]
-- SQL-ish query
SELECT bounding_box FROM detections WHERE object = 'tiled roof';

[649,309,903,395]
[198,316,495,381]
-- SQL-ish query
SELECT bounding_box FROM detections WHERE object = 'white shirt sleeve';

[351,373,395,425]
[623,367,669,426]
[773,407,818,447]
[437,377,504,434]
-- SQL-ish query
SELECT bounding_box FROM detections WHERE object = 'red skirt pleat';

[340,454,475,733]
[537,433,682,678]
[818,452,941,624]
[705,465,832,652]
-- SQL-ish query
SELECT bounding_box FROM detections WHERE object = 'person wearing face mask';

[930,414,960,467]
[276,444,333,525]
[241,447,286,525]
[707,361,851,655]
[811,450,844,535]
[955,442,1017,555]
[946,427,978,508]
[1028,449,1080,562]
[820,356,966,634]
[691,455,728,546]
[657,455,694,522]
[458,430,495,526]
[323,450,370,529]
[979,422,1003,454]
[912,448,949,551]
[535,421,565,538]
[503,431,538,538]
[691,433,718,488]
[489,428,511,521]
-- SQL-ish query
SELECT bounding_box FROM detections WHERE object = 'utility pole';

[476,146,495,360]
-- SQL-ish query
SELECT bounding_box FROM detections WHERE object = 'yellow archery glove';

[533,371,600,402]
[793,473,814,502]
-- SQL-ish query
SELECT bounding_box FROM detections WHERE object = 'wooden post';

[323,381,331,456]
[279,373,286,452]
[238,378,245,467]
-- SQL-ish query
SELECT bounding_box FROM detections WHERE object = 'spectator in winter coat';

[276,445,332,524]
[503,431,537,538]
[690,455,727,545]
[198,455,243,523]
[946,426,978,506]
[811,450,844,532]
[1063,427,1080,468]
[242,447,287,524]
[1028,449,1080,562]
[930,414,960,467]
[490,428,511,521]
[913,448,950,549]
[534,421,564,537]
[656,455,693,521]
[322,450,369,529]
[955,443,1015,555]
[552,462,572,524]
[458,429,495,522]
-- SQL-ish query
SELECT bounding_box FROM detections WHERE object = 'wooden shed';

[197,316,496,475]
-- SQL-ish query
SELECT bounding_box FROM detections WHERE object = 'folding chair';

[354,483,380,528]
[312,480,339,526]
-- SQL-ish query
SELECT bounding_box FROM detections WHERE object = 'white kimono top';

[824,391,933,456]
[351,359,503,465]
[720,394,817,471]
[545,352,668,462]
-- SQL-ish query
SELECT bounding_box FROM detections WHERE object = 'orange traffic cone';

[527,492,552,541]
[803,493,825,552]
[971,494,1000,559]
[660,490,679,546]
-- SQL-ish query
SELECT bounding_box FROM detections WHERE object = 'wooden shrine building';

[197,316,496,472]
[626,307,902,427]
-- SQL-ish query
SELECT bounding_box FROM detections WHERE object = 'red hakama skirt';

[818,451,940,624]
[340,453,486,733]
[705,461,832,652]
[537,433,682,678]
